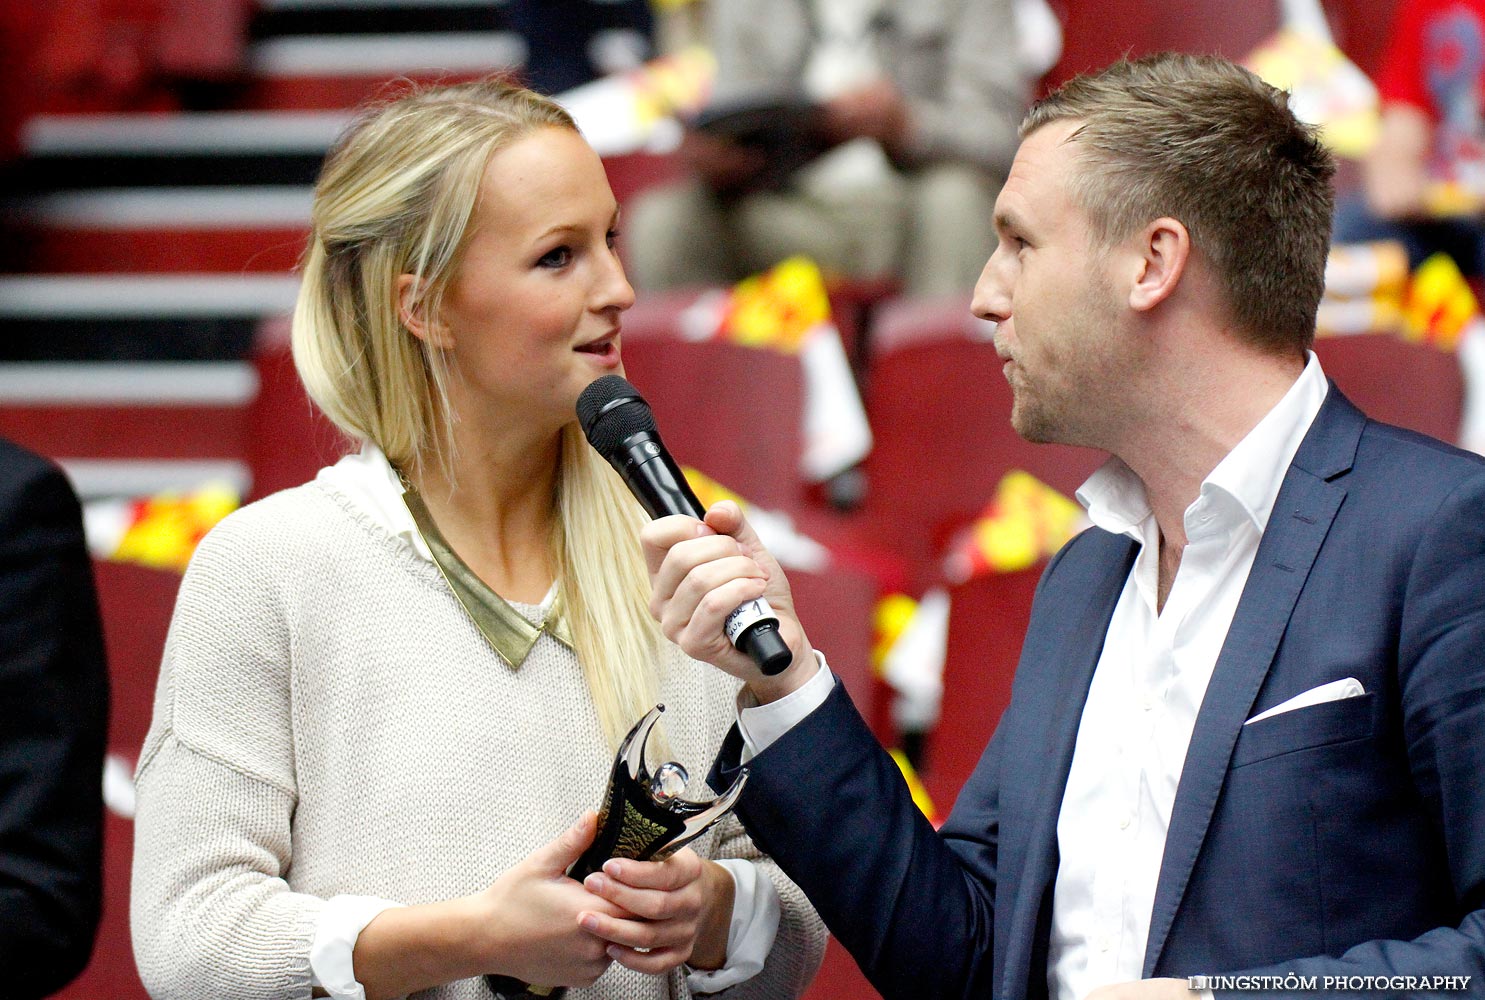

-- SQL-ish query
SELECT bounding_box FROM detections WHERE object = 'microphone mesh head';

[577,375,657,457]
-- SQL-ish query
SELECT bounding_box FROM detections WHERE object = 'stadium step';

[244,0,522,110]
[0,273,299,358]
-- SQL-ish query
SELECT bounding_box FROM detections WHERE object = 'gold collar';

[400,484,572,669]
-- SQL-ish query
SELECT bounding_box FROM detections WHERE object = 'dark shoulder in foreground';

[0,436,60,481]
[0,438,85,539]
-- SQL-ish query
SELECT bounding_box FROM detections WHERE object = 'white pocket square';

[1244,677,1365,725]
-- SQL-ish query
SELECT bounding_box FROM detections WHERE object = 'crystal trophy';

[486,705,749,999]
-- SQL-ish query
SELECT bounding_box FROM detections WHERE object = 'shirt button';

[1098,936,1112,952]
[1142,699,1154,711]
[1119,815,1132,830]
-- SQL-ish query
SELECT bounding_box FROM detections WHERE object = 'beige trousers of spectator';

[625,160,1000,298]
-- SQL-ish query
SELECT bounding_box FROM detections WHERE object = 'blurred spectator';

[1335,0,1485,273]
[625,0,1030,298]
[0,437,110,999]
[508,0,657,95]
[0,0,252,128]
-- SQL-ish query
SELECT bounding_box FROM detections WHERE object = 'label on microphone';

[723,598,777,644]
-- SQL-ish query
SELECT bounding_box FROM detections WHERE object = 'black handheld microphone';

[577,374,794,675]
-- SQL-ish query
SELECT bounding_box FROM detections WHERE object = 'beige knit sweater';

[130,480,825,1000]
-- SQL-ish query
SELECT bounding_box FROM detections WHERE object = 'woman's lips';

[575,332,621,366]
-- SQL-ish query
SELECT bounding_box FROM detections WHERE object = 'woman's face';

[435,126,634,433]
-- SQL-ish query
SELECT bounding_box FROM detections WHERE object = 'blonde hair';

[292,78,663,749]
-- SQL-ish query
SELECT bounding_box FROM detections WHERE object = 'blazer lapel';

[1142,387,1365,977]
[1001,530,1138,999]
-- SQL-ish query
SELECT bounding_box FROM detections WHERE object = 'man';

[0,437,109,997]
[1335,0,1485,275]
[624,0,1026,298]
[639,54,1485,999]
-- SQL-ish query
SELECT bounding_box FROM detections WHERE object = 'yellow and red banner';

[943,471,1085,584]
[715,256,833,354]
[872,592,920,675]
[1314,243,1485,454]
[680,257,873,482]
[85,482,238,573]
[1318,243,1482,351]
[1403,253,1480,352]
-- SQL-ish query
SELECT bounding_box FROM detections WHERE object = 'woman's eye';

[538,246,572,268]
[606,229,620,249]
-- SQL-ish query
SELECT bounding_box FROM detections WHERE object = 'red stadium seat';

[921,563,1044,815]
[619,292,809,513]
[857,296,1102,594]
[1313,333,1465,444]
[787,557,882,726]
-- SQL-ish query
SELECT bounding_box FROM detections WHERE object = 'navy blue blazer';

[0,439,109,997]
[715,388,1485,999]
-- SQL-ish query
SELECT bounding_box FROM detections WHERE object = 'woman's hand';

[577,849,736,974]
[471,811,631,987]
[353,812,628,999]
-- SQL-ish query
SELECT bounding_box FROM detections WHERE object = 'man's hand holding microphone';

[641,499,818,705]
[577,374,818,702]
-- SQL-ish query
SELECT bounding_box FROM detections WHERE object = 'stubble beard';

[1010,392,1057,444]
[1009,371,1107,449]
[1010,284,1123,450]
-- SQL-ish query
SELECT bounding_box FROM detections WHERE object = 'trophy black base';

[482,706,748,1000]
[485,973,563,999]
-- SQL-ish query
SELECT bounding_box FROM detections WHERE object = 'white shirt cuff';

[309,894,406,999]
[736,651,835,762]
[684,858,781,993]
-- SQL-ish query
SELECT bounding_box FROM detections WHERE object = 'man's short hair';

[1023,52,1335,356]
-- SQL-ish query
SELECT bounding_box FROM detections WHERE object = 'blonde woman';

[130,80,825,1000]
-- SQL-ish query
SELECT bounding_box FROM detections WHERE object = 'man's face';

[971,121,1129,449]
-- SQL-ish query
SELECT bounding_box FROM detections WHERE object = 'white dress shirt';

[1047,354,1328,999]
[307,444,780,998]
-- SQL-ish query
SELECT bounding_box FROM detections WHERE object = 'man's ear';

[397,273,453,348]
[1127,216,1191,313]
